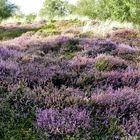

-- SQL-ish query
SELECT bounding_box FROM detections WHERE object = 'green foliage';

[74,0,140,24]
[0,0,17,20]
[25,13,36,23]
[64,39,79,53]
[36,30,61,37]
[0,85,48,140]
[95,55,128,71]
[95,58,112,71]
[43,23,57,30]
[96,0,140,24]
[63,52,77,59]
[40,0,70,18]
[0,27,40,41]
[90,116,122,140]
[75,0,96,18]
[0,29,28,40]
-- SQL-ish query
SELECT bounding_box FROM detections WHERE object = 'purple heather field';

[0,20,140,139]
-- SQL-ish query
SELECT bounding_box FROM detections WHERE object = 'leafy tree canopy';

[40,0,70,18]
[0,0,17,20]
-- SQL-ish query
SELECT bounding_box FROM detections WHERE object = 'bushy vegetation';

[40,0,70,18]
[0,19,140,139]
[0,0,140,139]
[74,0,140,24]
[0,0,17,20]
[94,54,128,71]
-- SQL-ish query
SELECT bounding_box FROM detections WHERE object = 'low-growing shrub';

[0,84,48,140]
[94,54,128,71]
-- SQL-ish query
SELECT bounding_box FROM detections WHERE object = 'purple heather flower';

[36,107,91,134]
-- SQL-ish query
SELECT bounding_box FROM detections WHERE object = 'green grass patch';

[42,23,57,30]
[0,28,40,41]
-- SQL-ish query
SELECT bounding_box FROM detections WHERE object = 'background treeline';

[75,0,140,24]
[0,0,140,25]
[40,0,140,24]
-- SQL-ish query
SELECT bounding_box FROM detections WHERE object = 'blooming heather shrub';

[51,36,80,54]
[76,71,97,89]
[0,83,49,140]
[69,56,94,73]
[0,60,19,79]
[80,39,140,61]
[98,70,137,89]
[94,54,128,71]
[19,62,48,88]
[1,32,33,50]
[24,36,80,55]
[91,87,140,136]
[122,68,140,88]
[97,41,117,53]
[117,44,139,55]
[110,29,138,40]
[46,63,79,88]
[116,44,140,61]
[33,85,87,109]
[76,69,140,90]
[79,39,118,57]
[36,107,91,135]
[0,47,20,60]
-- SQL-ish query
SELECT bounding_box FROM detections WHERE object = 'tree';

[75,0,96,18]
[0,0,17,20]
[40,0,70,18]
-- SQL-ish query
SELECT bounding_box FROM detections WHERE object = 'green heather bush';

[64,39,79,53]
[62,39,79,58]
[43,23,57,30]
[90,116,121,139]
[95,58,112,71]
[95,54,128,71]
[36,30,61,37]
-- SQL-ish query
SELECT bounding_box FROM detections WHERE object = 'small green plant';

[42,23,57,30]
[36,30,61,37]
[65,39,79,53]
[95,58,112,71]
[95,55,128,71]
[90,116,122,140]
[63,52,77,59]
[25,13,36,23]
